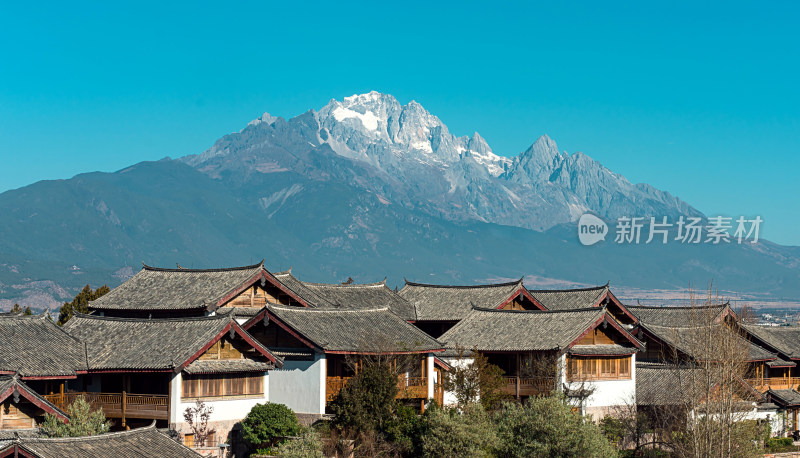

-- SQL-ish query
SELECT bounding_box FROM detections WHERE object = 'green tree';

[442,349,508,410]
[9,304,31,315]
[57,284,109,325]
[273,427,324,458]
[421,403,498,458]
[241,402,301,448]
[329,361,399,433]
[493,398,617,458]
[41,396,111,437]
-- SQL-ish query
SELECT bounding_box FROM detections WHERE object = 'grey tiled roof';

[273,271,417,320]
[742,324,800,360]
[0,429,41,451]
[767,357,796,368]
[528,285,608,310]
[89,262,266,311]
[1,423,200,458]
[636,363,696,406]
[568,344,637,356]
[183,359,273,375]
[399,279,526,321]
[438,307,633,352]
[627,304,732,327]
[767,389,800,407]
[64,314,280,371]
[0,314,87,377]
[0,375,68,420]
[256,305,443,353]
[639,323,776,362]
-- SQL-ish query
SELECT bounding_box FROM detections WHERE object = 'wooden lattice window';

[566,356,632,381]
[182,373,264,398]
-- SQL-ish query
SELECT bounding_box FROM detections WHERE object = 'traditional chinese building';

[243,304,444,417]
[0,314,87,406]
[437,306,643,420]
[88,261,310,319]
[528,284,638,325]
[398,279,545,338]
[0,375,68,431]
[0,422,200,457]
[60,313,280,443]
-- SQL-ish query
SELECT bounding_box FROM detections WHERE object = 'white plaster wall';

[426,354,435,400]
[441,357,474,406]
[561,353,637,420]
[170,372,270,425]
[268,354,326,415]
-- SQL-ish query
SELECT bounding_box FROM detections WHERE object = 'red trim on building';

[324,349,444,356]
[596,290,638,324]
[0,384,69,422]
[176,320,282,372]
[213,270,310,311]
[566,313,644,350]
[243,309,319,350]
[18,375,77,381]
[496,288,547,311]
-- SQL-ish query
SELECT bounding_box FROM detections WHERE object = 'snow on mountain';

[182,91,702,231]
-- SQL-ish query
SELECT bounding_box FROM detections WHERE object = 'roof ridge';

[302,280,388,288]
[141,260,264,273]
[268,305,390,313]
[70,313,229,323]
[23,423,156,442]
[626,303,729,310]
[471,305,603,314]
[528,284,608,293]
[403,278,523,289]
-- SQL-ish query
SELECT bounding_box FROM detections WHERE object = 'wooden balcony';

[500,376,555,398]
[44,392,169,423]
[745,377,800,392]
[326,376,428,402]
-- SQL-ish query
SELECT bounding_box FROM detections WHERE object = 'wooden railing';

[326,376,429,402]
[44,392,169,424]
[500,376,555,398]
[397,376,428,399]
[745,377,799,391]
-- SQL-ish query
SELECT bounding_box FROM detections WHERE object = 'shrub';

[493,398,617,458]
[41,396,111,438]
[273,427,324,458]
[241,402,301,448]
[329,361,399,433]
[767,437,794,448]
[383,402,425,456]
[421,403,498,457]
[443,350,508,410]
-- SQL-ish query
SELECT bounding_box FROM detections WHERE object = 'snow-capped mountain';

[184,91,700,231]
[3,91,799,310]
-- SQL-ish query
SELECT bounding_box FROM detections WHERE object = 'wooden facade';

[0,399,39,429]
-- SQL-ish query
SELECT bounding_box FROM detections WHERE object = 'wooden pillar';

[794,409,798,432]
[122,391,127,429]
[515,354,521,400]
[59,382,65,408]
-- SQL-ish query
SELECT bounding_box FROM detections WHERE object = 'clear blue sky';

[1,1,798,245]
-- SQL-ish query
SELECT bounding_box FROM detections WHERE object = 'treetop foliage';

[57,284,109,325]
[40,396,111,438]
[241,402,301,448]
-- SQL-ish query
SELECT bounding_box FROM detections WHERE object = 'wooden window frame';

[182,373,264,399]
[566,356,632,382]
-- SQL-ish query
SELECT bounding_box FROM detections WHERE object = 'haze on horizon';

[1,1,798,245]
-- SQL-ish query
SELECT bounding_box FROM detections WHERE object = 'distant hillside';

[1,93,798,309]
